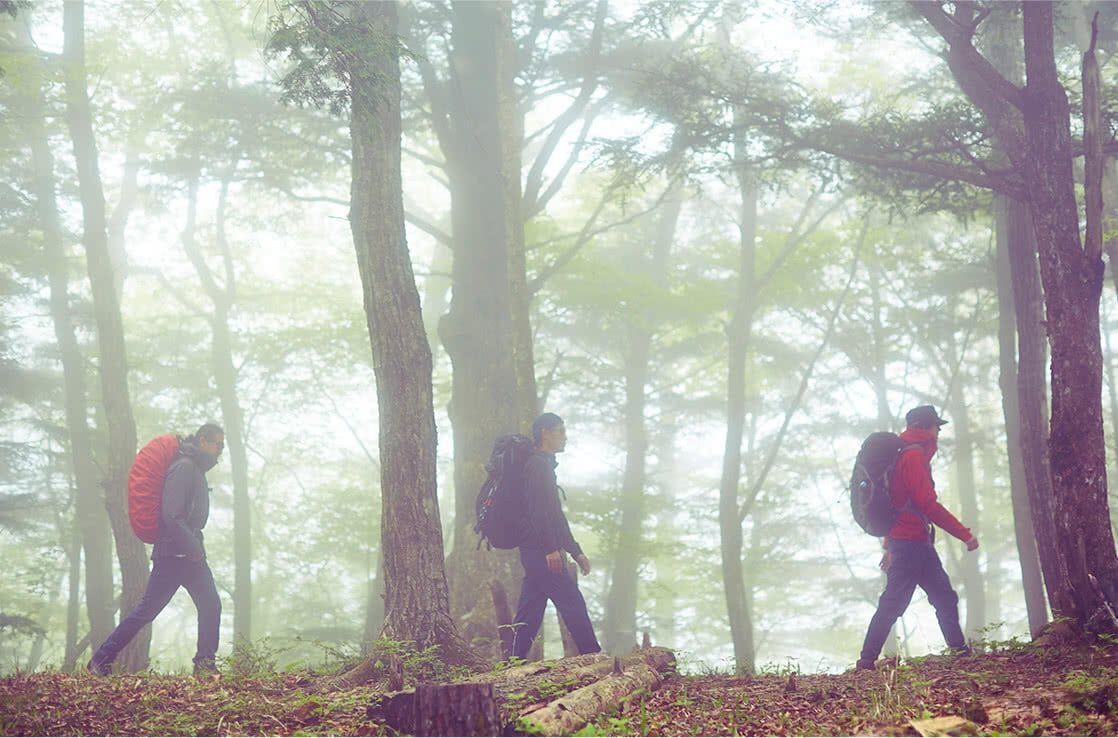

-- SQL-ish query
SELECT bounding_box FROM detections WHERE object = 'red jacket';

[886,426,972,546]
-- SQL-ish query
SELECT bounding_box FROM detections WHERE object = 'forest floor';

[1,637,1117,736]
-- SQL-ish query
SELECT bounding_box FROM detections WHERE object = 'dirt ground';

[1,639,1116,736]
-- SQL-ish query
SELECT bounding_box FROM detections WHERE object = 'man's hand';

[575,553,591,576]
[965,535,980,552]
[545,550,564,574]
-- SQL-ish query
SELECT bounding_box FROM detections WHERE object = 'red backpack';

[128,434,181,543]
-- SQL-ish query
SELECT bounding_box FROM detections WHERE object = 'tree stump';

[411,683,501,737]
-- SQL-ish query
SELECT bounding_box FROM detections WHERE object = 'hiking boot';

[86,658,111,676]
[855,658,876,671]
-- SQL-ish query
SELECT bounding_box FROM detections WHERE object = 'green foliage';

[573,716,630,736]
[220,638,284,678]
[513,715,546,736]
[367,638,472,686]
[757,657,800,678]
[265,0,405,116]
[968,622,1032,655]
[0,0,1085,682]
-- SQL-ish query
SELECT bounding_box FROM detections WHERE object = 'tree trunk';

[1021,1,1118,624]
[984,7,1057,632]
[913,0,1118,630]
[437,0,533,657]
[181,175,253,643]
[651,413,681,648]
[603,175,682,654]
[604,341,649,654]
[1007,193,1072,618]
[62,0,149,672]
[363,545,385,652]
[412,683,501,737]
[347,0,472,663]
[21,19,116,655]
[719,168,758,675]
[946,393,984,639]
[993,194,1048,636]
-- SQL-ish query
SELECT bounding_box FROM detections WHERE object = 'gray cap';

[906,405,948,428]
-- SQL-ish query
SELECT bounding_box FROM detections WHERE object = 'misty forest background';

[4,0,1118,679]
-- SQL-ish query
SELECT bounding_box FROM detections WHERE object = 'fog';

[2,0,1116,678]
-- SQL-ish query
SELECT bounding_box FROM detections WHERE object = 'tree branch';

[739,245,861,524]
[816,142,1026,199]
[910,0,1023,110]
[522,0,607,214]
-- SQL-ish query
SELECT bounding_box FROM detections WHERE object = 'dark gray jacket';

[521,452,582,557]
[151,443,211,561]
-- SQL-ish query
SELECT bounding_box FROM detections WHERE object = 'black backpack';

[850,432,921,536]
[474,434,535,549]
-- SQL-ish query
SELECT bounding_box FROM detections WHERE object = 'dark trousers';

[511,548,601,659]
[91,556,221,669]
[860,539,967,661]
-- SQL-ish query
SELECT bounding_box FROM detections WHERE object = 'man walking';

[510,412,601,660]
[857,405,979,670]
[89,423,225,676]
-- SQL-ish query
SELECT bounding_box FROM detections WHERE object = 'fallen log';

[515,658,668,735]
[371,647,676,735]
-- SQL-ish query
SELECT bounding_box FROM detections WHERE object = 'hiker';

[856,405,979,670]
[88,423,225,676]
[510,412,602,659]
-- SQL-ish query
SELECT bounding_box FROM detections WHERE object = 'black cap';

[906,405,948,428]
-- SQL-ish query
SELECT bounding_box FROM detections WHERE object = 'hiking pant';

[511,548,601,660]
[91,556,221,670]
[860,538,966,662]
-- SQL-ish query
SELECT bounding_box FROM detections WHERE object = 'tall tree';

[986,5,1049,637]
[402,0,535,650]
[269,0,474,660]
[61,0,149,671]
[402,0,616,651]
[911,0,1118,627]
[179,173,253,643]
[602,170,683,654]
[17,13,115,659]
[346,0,470,660]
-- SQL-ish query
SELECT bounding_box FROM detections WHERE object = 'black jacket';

[151,443,211,561]
[521,451,582,557]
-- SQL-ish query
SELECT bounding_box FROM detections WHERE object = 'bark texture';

[1021,1,1118,624]
[994,195,1049,635]
[911,0,1118,630]
[345,0,475,665]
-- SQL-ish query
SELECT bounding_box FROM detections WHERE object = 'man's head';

[532,412,567,454]
[194,423,225,466]
[905,405,948,433]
